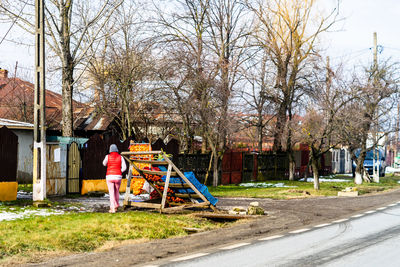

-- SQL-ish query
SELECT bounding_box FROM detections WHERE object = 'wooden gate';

[46,143,65,195]
[68,142,80,193]
[0,126,18,182]
[222,151,243,185]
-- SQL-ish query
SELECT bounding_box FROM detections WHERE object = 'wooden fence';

[81,135,180,180]
[80,134,332,185]
[177,150,332,185]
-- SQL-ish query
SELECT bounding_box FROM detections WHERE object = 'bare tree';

[337,62,398,184]
[86,2,157,141]
[245,0,339,179]
[239,47,275,153]
[206,0,250,149]
[156,50,197,153]
[0,0,123,136]
[301,59,350,189]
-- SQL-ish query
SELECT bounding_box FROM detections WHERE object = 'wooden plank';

[123,163,133,205]
[193,213,255,220]
[175,193,201,198]
[131,160,168,165]
[141,169,177,176]
[162,153,210,204]
[162,202,211,213]
[121,151,162,156]
[161,163,173,211]
[125,156,169,206]
[125,202,161,209]
[156,182,191,188]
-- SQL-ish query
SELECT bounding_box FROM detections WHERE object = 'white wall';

[12,129,33,183]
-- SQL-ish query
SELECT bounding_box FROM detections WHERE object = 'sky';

[322,0,400,67]
[0,0,400,82]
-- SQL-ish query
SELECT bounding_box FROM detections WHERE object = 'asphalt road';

[162,201,400,267]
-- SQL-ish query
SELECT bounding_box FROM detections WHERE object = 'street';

[163,201,400,267]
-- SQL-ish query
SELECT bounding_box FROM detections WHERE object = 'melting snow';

[299,178,351,182]
[17,191,33,199]
[385,167,400,173]
[0,208,65,222]
[238,182,297,188]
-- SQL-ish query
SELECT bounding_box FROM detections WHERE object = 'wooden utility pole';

[33,0,46,201]
[395,101,400,166]
[372,32,379,182]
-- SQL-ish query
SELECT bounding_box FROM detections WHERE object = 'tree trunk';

[61,63,74,137]
[311,156,320,190]
[288,151,295,181]
[220,59,230,150]
[61,3,74,137]
[257,112,263,153]
[354,171,363,185]
[273,102,286,152]
[201,132,207,153]
[354,146,367,184]
[213,150,219,187]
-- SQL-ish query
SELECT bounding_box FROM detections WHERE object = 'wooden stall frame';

[121,151,217,213]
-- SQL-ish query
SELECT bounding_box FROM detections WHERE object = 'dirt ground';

[25,188,400,267]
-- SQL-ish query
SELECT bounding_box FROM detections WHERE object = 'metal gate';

[68,142,80,193]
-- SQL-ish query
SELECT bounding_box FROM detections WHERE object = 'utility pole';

[396,101,400,167]
[33,0,46,201]
[372,32,379,183]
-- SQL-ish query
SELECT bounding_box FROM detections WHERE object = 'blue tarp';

[156,167,218,206]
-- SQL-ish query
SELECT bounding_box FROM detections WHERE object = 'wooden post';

[123,162,133,206]
[160,163,172,211]
[122,155,167,205]
[161,153,212,206]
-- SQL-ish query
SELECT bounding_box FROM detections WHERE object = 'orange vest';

[106,152,122,175]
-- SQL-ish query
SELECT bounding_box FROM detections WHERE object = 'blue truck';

[352,148,386,177]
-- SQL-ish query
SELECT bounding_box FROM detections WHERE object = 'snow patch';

[238,182,297,188]
[17,191,32,200]
[299,178,351,183]
[385,167,400,173]
[0,209,65,222]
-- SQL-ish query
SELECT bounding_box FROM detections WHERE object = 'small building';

[0,118,34,183]
[331,148,352,174]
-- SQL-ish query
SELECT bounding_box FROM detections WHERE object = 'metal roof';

[0,118,34,129]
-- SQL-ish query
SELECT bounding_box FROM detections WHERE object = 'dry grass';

[0,211,224,264]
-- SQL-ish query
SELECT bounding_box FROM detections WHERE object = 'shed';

[0,118,34,184]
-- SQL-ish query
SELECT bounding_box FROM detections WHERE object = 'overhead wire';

[0,1,29,47]
[330,47,371,60]
[1,37,33,47]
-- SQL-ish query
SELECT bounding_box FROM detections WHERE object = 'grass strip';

[0,211,222,262]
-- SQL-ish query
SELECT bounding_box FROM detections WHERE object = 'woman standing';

[103,144,127,213]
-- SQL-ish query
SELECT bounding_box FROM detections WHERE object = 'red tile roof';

[0,73,86,130]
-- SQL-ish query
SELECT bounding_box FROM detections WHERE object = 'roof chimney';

[0,68,8,79]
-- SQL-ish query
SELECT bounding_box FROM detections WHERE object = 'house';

[0,69,95,194]
[0,68,116,135]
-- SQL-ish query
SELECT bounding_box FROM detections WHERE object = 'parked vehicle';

[352,148,386,177]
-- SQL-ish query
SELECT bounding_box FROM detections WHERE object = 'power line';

[383,46,400,52]
[1,37,33,47]
[330,48,371,60]
[0,1,29,47]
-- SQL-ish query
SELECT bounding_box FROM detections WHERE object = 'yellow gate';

[68,142,80,193]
